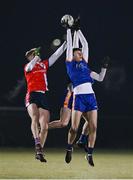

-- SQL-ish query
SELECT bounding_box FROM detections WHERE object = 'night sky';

[0,0,133,115]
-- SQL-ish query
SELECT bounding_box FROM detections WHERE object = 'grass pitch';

[0,148,133,179]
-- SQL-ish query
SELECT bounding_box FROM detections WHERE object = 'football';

[61,14,74,28]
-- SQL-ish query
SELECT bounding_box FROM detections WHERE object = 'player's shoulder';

[24,63,28,71]
[41,59,48,64]
[41,59,49,68]
[66,60,74,64]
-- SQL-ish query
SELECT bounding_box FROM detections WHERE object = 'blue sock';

[35,138,40,145]
[79,134,88,144]
[87,147,94,155]
[66,144,73,150]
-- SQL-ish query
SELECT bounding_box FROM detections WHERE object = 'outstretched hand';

[102,56,110,68]
[73,16,80,30]
[34,47,41,57]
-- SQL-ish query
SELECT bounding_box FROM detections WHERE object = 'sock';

[87,147,94,156]
[66,144,73,150]
[79,134,88,143]
[35,138,40,146]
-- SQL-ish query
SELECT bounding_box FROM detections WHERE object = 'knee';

[69,127,78,134]
[31,114,39,122]
[61,121,69,128]
[90,124,97,133]
[41,123,48,133]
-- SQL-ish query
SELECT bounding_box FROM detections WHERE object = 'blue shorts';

[73,93,98,112]
[62,90,73,110]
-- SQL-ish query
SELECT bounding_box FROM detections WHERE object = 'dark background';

[0,0,133,148]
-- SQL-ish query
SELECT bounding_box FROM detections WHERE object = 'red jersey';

[24,59,49,93]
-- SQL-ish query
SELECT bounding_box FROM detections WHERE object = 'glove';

[102,56,110,68]
[34,47,41,57]
[61,19,71,29]
[73,16,80,30]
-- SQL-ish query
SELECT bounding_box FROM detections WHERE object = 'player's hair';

[73,48,82,54]
[25,48,36,58]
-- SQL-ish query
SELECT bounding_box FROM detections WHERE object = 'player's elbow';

[41,124,48,133]
[86,41,88,47]
[98,77,104,82]
[25,66,32,72]
[61,121,69,128]
[97,74,105,82]
[83,41,88,48]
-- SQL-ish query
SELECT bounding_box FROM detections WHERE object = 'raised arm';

[25,56,41,72]
[48,41,66,67]
[73,31,79,48]
[66,29,73,62]
[90,68,107,82]
[77,30,89,62]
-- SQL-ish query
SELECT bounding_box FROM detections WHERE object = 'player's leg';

[65,110,82,163]
[39,108,49,147]
[68,110,82,144]
[38,108,50,162]
[85,110,97,166]
[48,107,71,129]
[76,119,89,148]
[77,113,90,148]
[27,104,43,160]
[27,104,40,144]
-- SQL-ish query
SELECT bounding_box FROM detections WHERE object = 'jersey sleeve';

[90,68,107,82]
[24,64,28,74]
[65,61,73,74]
[65,61,73,66]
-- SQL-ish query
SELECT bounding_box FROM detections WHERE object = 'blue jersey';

[66,60,94,88]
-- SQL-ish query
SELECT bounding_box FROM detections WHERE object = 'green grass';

[0,148,133,179]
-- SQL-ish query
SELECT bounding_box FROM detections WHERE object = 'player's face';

[73,50,83,61]
[27,52,35,61]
